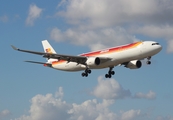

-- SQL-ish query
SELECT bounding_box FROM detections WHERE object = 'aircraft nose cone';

[157,45,162,53]
[159,45,162,51]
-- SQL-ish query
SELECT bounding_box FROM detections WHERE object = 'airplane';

[11,40,162,78]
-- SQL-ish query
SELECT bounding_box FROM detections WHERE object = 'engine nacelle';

[125,60,142,69]
[86,57,100,66]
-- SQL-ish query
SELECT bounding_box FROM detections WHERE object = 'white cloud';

[167,39,173,53]
[14,77,158,120]
[50,27,139,51]
[54,0,173,53]
[91,76,156,100]
[156,115,173,120]
[91,76,131,100]
[0,110,11,119]
[57,0,67,8]
[120,110,141,120]
[134,90,156,100]
[16,89,71,120]
[55,87,64,99]
[0,15,8,22]
[57,0,173,27]
[15,86,147,120]
[12,75,155,119]
[68,99,117,120]
[130,25,173,39]
[26,4,43,26]
[50,28,65,42]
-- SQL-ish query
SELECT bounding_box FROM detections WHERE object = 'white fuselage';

[51,41,162,71]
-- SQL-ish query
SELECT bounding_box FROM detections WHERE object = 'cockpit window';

[152,43,159,45]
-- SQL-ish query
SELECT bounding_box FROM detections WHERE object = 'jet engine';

[125,60,142,69]
[86,57,100,66]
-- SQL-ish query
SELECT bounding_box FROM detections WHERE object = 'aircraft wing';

[11,45,111,65]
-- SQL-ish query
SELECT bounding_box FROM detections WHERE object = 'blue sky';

[1,0,173,120]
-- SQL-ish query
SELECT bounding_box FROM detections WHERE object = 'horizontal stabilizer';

[25,61,52,67]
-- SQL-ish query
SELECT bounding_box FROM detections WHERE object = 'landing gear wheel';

[85,73,88,77]
[82,72,86,77]
[88,69,91,74]
[105,73,112,78]
[108,74,112,78]
[105,67,115,78]
[82,72,85,77]
[82,68,91,77]
[85,69,91,74]
[109,71,115,75]
[108,71,111,75]
[111,71,115,75]
[105,74,109,78]
[146,61,151,65]
[81,72,88,77]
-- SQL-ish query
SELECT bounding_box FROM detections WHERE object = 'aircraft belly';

[89,61,119,69]
[53,62,84,71]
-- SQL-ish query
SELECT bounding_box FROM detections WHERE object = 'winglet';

[11,45,18,50]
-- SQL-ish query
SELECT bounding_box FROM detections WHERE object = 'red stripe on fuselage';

[80,41,142,56]
[52,41,142,65]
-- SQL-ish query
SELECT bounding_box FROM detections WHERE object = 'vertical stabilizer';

[42,40,57,63]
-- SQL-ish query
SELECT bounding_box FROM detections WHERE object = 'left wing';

[11,45,111,65]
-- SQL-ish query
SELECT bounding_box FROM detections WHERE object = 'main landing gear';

[146,56,151,65]
[105,67,115,78]
[81,68,91,77]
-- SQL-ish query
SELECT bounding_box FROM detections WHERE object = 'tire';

[85,73,88,77]
[146,61,151,65]
[105,74,109,78]
[111,71,115,75]
[88,69,91,74]
[82,73,85,77]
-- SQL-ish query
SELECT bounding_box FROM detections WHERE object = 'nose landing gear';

[146,56,151,65]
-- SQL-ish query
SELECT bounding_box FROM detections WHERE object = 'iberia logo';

[46,48,52,53]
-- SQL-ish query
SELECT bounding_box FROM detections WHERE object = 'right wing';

[11,45,88,64]
[11,45,112,65]
[11,45,87,64]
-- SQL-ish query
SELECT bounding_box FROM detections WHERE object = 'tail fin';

[42,40,57,63]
